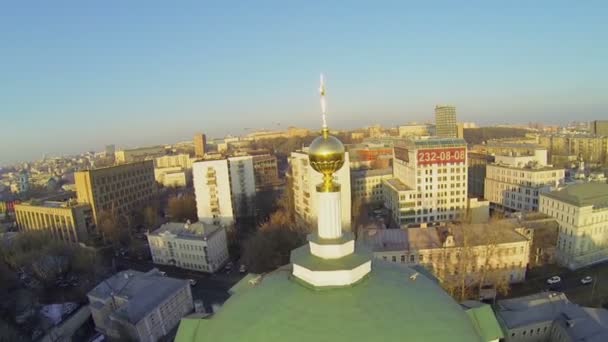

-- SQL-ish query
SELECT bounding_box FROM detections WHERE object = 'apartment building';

[14,200,93,243]
[484,148,564,212]
[361,220,532,285]
[537,134,608,165]
[540,183,608,270]
[75,161,156,223]
[147,221,229,273]
[192,156,256,225]
[351,168,392,204]
[289,149,351,231]
[193,133,207,158]
[252,154,280,191]
[383,138,468,226]
[88,269,193,342]
[154,154,194,169]
[154,167,189,187]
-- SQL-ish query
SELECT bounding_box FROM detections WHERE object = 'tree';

[167,195,197,222]
[97,209,122,247]
[143,206,158,230]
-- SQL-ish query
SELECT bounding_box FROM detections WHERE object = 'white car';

[581,276,593,285]
[546,276,561,285]
[188,279,197,286]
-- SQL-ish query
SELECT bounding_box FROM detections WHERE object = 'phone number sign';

[416,147,466,165]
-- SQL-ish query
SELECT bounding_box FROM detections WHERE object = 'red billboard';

[416,147,466,166]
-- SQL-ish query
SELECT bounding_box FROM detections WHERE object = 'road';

[114,256,246,309]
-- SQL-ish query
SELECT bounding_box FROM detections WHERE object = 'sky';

[1,1,607,164]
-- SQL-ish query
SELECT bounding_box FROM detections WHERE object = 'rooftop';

[351,168,392,179]
[149,221,222,240]
[88,269,188,324]
[176,261,487,342]
[542,183,608,208]
[383,178,413,192]
[359,228,409,252]
[398,137,467,149]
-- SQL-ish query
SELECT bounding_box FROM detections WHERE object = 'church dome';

[308,130,345,177]
[176,261,488,342]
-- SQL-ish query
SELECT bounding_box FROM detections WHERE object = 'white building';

[154,167,188,187]
[147,221,229,273]
[289,149,351,231]
[351,168,392,204]
[383,138,468,226]
[192,156,256,225]
[485,147,565,212]
[88,269,193,342]
[540,183,608,270]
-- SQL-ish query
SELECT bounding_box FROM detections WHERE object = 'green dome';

[176,260,486,342]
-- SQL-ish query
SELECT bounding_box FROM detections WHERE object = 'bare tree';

[167,195,197,222]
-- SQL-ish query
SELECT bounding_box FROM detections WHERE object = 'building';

[397,123,432,137]
[114,146,166,164]
[251,154,281,191]
[75,161,156,223]
[88,269,193,342]
[193,133,207,158]
[494,292,608,342]
[346,142,393,170]
[154,167,188,187]
[536,133,608,165]
[147,221,229,273]
[18,170,29,193]
[361,220,531,285]
[384,138,468,226]
[468,152,495,198]
[14,200,93,243]
[289,149,351,231]
[484,147,565,212]
[350,168,392,204]
[175,97,501,342]
[539,183,608,269]
[105,144,116,161]
[515,212,559,267]
[192,156,256,225]
[154,154,194,169]
[591,120,608,136]
[435,105,458,138]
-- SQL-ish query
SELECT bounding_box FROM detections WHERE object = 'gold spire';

[308,74,345,192]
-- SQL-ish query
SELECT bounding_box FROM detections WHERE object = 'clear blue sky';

[1,1,607,164]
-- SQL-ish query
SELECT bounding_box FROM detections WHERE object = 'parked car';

[581,276,593,285]
[188,279,197,286]
[547,276,561,285]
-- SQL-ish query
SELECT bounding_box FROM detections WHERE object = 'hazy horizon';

[2,1,607,164]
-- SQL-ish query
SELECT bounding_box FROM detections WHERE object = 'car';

[547,276,561,285]
[239,264,247,274]
[159,271,167,277]
[581,276,593,285]
[188,279,197,286]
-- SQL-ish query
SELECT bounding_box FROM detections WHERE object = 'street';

[114,256,246,310]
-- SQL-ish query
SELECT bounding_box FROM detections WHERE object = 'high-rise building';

[383,138,468,226]
[540,183,608,270]
[591,120,608,136]
[192,156,256,226]
[75,161,156,223]
[484,146,564,212]
[147,221,229,273]
[289,149,351,231]
[434,105,458,138]
[194,133,207,158]
[14,201,93,243]
[251,154,280,191]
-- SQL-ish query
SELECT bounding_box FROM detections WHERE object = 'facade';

[350,168,392,204]
[147,221,229,273]
[495,292,608,342]
[361,220,531,285]
[539,183,608,269]
[468,152,495,198]
[154,167,188,187]
[88,269,193,342]
[192,156,256,225]
[397,123,432,137]
[346,142,393,169]
[591,120,608,136]
[114,146,165,164]
[74,161,156,223]
[536,134,608,165]
[154,154,194,169]
[193,133,207,158]
[251,154,280,191]
[289,149,351,231]
[484,147,565,212]
[435,105,458,138]
[384,138,468,226]
[14,201,93,243]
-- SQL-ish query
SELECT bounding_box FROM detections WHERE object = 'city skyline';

[3,1,607,164]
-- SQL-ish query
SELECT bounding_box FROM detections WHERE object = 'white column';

[317,191,342,239]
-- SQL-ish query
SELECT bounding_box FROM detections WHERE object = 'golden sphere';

[308,133,345,176]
